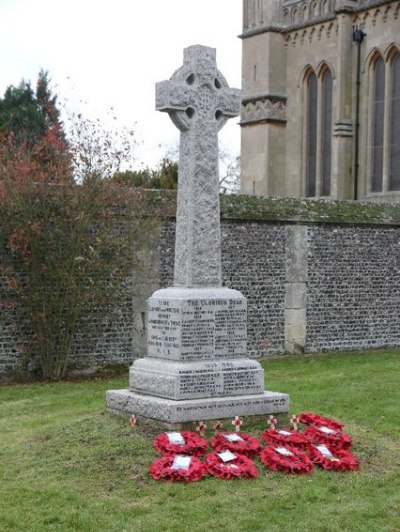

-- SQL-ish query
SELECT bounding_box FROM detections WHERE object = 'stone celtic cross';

[156,45,240,288]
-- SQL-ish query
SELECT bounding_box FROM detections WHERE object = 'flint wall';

[1,192,399,378]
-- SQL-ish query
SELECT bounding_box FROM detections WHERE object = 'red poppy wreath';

[260,445,313,475]
[153,431,208,457]
[297,412,344,431]
[211,432,262,457]
[205,451,259,479]
[150,455,207,482]
[304,425,352,451]
[308,443,360,472]
[261,428,309,449]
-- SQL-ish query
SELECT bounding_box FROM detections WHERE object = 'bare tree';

[219,150,240,194]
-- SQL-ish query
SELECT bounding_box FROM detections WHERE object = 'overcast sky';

[0,0,243,169]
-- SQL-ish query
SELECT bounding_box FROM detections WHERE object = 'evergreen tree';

[0,71,71,183]
[0,70,63,148]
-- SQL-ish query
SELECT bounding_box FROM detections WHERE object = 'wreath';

[205,451,259,479]
[304,425,352,451]
[153,431,208,457]
[297,412,344,431]
[261,428,309,449]
[150,455,207,482]
[308,444,360,472]
[260,445,313,475]
[211,432,262,458]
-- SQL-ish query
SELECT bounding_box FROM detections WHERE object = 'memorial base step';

[129,357,265,400]
[106,389,290,424]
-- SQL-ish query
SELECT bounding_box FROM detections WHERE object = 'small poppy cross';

[232,416,243,433]
[213,420,224,434]
[290,415,299,431]
[267,415,277,430]
[196,421,207,437]
[129,414,137,426]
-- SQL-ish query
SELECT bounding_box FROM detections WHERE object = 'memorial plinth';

[106,45,289,424]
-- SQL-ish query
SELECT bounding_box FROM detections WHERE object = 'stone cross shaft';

[156,45,240,288]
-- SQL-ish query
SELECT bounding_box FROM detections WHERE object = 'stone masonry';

[1,195,400,379]
[106,45,289,423]
[240,0,400,203]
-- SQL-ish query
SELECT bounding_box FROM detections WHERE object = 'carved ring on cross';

[156,66,233,132]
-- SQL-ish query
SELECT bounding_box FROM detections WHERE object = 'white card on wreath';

[172,455,191,470]
[166,432,185,445]
[275,447,294,457]
[278,430,292,436]
[224,433,244,443]
[315,444,334,458]
[218,450,237,462]
[318,426,336,435]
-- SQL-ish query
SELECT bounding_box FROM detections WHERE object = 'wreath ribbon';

[298,412,344,431]
[211,432,262,457]
[260,445,313,475]
[153,431,208,457]
[205,451,259,479]
[261,428,309,449]
[304,425,352,451]
[149,455,207,482]
[308,444,360,472]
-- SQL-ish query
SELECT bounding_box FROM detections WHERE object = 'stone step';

[129,357,265,400]
[106,389,290,424]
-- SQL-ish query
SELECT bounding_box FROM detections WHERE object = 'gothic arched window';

[283,8,289,22]
[304,67,333,198]
[322,69,333,196]
[306,72,318,197]
[368,49,400,194]
[371,56,385,192]
[389,52,400,190]
[311,1,318,17]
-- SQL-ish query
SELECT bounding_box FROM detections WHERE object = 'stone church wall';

[240,0,400,202]
[0,192,399,379]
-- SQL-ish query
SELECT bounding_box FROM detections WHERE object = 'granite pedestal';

[106,45,289,423]
[106,287,289,422]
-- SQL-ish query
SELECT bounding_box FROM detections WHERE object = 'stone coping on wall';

[26,186,400,225]
[219,195,400,225]
[137,189,400,226]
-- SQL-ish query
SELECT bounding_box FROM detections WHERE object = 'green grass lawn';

[1,350,399,532]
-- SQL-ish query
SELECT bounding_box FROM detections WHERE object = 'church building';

[240,0,400,202]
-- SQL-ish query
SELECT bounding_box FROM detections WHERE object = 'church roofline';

[240,0,397,39]
[239,14,335,39]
